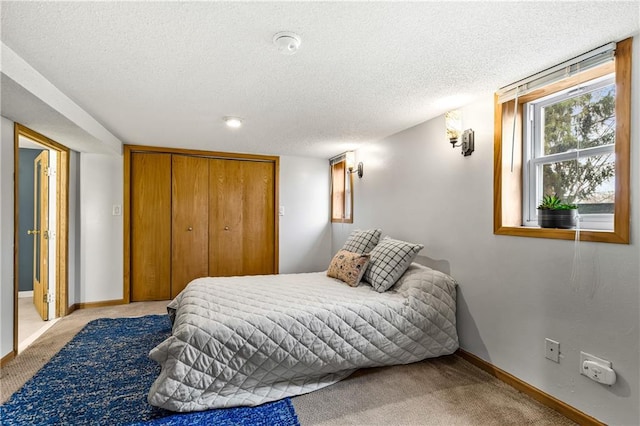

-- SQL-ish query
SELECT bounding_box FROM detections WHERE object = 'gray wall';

[17,148,43,292]
[279,155,332,273]
[1,117,15,358]
[67,151,80,309]
[78,153,123,302]
[332,38,640,424]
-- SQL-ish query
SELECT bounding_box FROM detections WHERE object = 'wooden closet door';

[131,153,171,301]
[209,159,275,277]
[171,155,209,297]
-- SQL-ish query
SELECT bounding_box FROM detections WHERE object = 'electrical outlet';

[580,351,616,385]
[580,351,611,374]
[545,338,560,363]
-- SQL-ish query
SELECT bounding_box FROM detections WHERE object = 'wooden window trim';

[493,37,631,244]
[330,158,353,223]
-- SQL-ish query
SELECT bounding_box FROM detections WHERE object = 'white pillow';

[341,229,382,254]
[363,237,424,292]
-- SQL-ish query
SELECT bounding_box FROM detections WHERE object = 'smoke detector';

[273,31,301,55]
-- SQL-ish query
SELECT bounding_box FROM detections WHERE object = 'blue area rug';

[1,315,299,425]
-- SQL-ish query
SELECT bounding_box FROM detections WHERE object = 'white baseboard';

[19,291,34,299]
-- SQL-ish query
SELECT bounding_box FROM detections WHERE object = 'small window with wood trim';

[494,37,631,243]
[330,154,353,223]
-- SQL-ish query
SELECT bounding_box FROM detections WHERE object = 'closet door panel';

[242,161,275,275]
[131,153,171,301]
[172,155,209,297]
[209,159,243,276]
[209,159,275,277]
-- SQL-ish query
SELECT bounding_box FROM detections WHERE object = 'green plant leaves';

[537,194,578,210]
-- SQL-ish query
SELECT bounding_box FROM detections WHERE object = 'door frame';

[13,124,70,354]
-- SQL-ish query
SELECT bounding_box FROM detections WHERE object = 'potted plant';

[537,194,578,229]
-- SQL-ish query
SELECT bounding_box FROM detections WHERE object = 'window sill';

[331,218,353,224]
[494,226,628,244]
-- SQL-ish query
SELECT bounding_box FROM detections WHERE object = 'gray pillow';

[363,237,424,292]
[341,229,382,254]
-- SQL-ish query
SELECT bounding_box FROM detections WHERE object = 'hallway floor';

[18,296,55,353]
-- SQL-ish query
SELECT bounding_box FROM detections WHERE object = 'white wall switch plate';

[279,206,285,216]
[545,338,560,363]
[112,204,122,216]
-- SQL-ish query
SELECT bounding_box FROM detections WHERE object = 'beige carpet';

[1,301,575,425]
[293,357,575,425]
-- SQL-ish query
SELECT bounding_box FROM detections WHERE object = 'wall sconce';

[445,110,474,156]
[345,151,364,178]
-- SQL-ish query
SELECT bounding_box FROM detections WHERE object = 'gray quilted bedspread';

[147,263,458,412]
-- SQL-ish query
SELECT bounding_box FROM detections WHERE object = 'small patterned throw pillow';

[341,229,382,254]
[327,250,371,287]
[363,237,424,292]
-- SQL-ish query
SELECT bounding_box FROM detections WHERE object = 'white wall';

[0,117,15,359]
[279,156,332,273]
[67,151,80,307]
[78,153,124,303]
[333,39,640,425]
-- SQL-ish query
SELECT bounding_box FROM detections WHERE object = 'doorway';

[13,124,69,353]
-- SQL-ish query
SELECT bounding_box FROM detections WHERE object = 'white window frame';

[522,74,616,230]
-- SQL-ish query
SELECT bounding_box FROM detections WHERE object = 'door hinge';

[45,167,55,177]
[44,293,55,304]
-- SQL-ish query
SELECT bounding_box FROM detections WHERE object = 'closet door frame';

[123,144,280,303]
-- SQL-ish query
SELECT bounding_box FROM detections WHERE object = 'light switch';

[279,206,285,216]
[112,204,122,216]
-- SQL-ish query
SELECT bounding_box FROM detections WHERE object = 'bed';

[147,261,458,412]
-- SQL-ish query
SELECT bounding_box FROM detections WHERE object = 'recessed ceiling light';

[224,117,242,128]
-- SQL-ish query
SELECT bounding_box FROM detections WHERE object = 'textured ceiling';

[1,1,639,158]
[2,74,115,154]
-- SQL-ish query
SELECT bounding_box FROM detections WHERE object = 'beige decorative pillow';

[327,250,371,287]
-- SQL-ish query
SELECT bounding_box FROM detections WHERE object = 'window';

[330,154,353,223]
[494,38,631,243]
[523,75,616,230]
